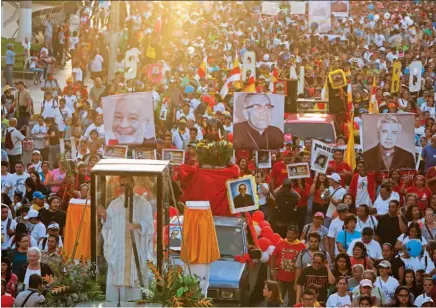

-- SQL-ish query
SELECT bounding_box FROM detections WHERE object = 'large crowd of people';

[2,0,436,307]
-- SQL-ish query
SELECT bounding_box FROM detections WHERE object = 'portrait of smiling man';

[363,114,415,172]
[103,93,156,145]
[233,93,284,150]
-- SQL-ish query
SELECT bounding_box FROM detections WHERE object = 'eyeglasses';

[245,104,274,111]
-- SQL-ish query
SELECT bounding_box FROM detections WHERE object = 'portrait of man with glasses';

[233,93,284,150]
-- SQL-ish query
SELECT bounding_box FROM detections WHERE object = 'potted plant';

[137,261,213,307]
[197,140,234,168]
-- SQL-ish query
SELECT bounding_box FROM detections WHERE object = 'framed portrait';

[103,145,128,159]
[132,148,157,160]
[256,151,272,169]
[207,78,217,93]
[328,69,347,89]
[287,163,310,179]
[311,149,330,174]
[311,139,334,164]
[102,92,156,145]
[273,80,287,95]
[60,138,76,161]
[362,114,415,173]
[226,176,259,214]
[162,149,185,165]
[233,92,285,150]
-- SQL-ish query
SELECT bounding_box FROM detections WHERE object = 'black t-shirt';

[376,214,406,246]
[48,124,60,146]
[39,209,67,235]
[297,266,330,302]
[374,256,405,281]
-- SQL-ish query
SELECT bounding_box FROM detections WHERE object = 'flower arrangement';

[196,140,234,168]
[137,261,213,307]
[41,251,105,307]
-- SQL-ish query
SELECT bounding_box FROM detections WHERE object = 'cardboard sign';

[409,61,423,93]
[242,51,256,82]
[391,61,402,94]
[328,69,347,89]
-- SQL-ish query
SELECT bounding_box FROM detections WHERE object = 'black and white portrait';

[226,176,258,214]
[362,114,415,173]
[256,151,272,169]
[287,163,310,179]
[132,149,156,160]
[233,93,285,150]
[162,149,185,165]
[311,150,330,174]
[102,92,156,146]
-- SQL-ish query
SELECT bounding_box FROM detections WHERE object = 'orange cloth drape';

[181,208,220,264]
[63,199,91,260]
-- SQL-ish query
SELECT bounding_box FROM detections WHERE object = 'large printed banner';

[362,114,415,173]
[331,1,349,17]
[290,1,306,14]
[102,92,156,146]
[309,2,331,33]
[261,1,280,15]
[233,93,285,150]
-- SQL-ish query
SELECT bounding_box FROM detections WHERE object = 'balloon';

[252,211,265,222]
[368,4,374,10]
[267,245,275,256]
[405,239,422,258]
[260,226,274,239]
[254,225,261,236]
[260,251,270,263]
[368,13,374,21]
[271,233,282,245]
[258,220,270,228]
[258,237,272,251]
[169,206,179,218]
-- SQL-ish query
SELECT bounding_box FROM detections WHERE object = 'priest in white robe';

[101,178,154,302]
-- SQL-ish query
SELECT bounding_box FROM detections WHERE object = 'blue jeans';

[29,67,44,73]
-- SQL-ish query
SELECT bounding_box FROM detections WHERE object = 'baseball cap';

[47,222,60,230]
[24,209,40,220]
[376,260,391,268]
[179,118,187,124]
[328,173,341,183]
[32,150,41,155]
[360,279,373,288]
[314,212,325,219]
[337,203,349,212]
[32,191,46,200]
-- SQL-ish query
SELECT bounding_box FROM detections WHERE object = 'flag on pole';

[198,56,208,78]
[345,120,356,171]
[321,76,329,101]
[346,81,353,123]
[220,54,242,99]
[368,78,379,114]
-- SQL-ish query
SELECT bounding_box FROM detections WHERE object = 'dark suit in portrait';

[363,144,416,172]
[233,121,284,150]
[233,193,255,209]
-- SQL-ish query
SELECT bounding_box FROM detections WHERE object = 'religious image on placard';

[256,151,272,169]
[362,114,415,173]
[103,145,128,159]
[226,176,258,214]
[287,163,310,179]
[233,93,285,150]
[102,92,156,146]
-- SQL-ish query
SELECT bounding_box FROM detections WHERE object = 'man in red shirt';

[271,150,295,190]
[426,166,436,194]
[326,149,351,187]
[271,225,307,306]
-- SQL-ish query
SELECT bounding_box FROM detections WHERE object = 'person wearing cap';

[38,222,63,252]
[233,93,284,150]
[363,114,416,172]
[300,212,329,252]
[326,149,351,188]
[29,151,43,174]
[351,279,382,307]
[172,117,190,149]
[24,209,47,243]
[374,260,400,305]
[324,173,347,227]
[30,191,48,212]
[327,203,349,258]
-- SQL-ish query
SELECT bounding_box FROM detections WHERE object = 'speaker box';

[285,80,298,113]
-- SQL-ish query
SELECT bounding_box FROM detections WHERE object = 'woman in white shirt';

[90,49,104,80]
[326,277,352,308]
[395,222,428,252]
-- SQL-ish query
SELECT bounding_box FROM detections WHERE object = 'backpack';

[5,128,15,149]
[276,191,297,223]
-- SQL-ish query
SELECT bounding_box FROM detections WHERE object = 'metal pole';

[108,0,121,82]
